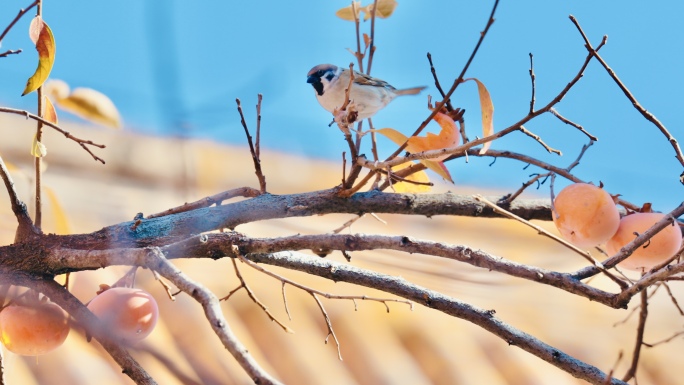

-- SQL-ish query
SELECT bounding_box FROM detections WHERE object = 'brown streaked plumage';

[307,64,425,120]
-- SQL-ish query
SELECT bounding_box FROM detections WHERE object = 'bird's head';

[306,64,340,96]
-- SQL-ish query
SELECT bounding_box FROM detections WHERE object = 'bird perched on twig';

[307,64,425,120]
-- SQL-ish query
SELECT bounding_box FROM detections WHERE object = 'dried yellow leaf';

[43,95,58,124]
[336,1,363,21]
[22,17,56,96]
[391,162,431,193]
[363,0,398,20]
[407,112,459,162]
[464,78,494,154]
[374,127,454,183]
[45,80,122,129]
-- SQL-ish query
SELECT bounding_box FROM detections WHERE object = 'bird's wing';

[348,70,396,90]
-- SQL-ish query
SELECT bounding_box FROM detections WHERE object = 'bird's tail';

[395,86,426,96]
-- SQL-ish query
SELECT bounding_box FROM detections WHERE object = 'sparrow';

[307,64,426,120]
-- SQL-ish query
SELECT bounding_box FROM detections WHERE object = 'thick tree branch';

[0,190,555,253]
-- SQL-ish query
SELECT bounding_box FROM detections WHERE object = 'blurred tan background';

[1,114,682,385]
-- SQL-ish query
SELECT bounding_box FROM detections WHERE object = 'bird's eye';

[317,70,324,76]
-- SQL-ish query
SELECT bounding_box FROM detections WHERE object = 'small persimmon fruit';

[606,212,683,270]
[552,183,620,248]
[0,301,69,356]
[87,287,158,343]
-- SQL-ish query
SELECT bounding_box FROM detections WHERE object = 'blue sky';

[1,1,682,211]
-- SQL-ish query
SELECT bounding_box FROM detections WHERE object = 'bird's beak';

[306,76,317,84]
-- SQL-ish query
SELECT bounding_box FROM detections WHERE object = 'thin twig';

[331,214,365,234]
[566,140,595,172]
[384,0,499,160]
[35,91,44,229]
[426,52,453,111]
[528,53,536,114]
[146,187,261,219]
[237,252,412,308]
[281,282,292,321]
[498,172,551,205]
[228,258,293,333]
[549,108,597,141]
[341,167,374,196]
[234,249,412,313]
[0,49,21,58]
[661,282,684,316]
[341,151,347,184]
[368,118,380,162]
[0,0,39,44]
[0,107,106,160]
[151,270,176,301]
[519,125,562,155]
[33,1,45,230]
[311,292,343,360]
[256,94,262,160]
[643,330,684,348]
[351,1,364,73]
[603,352,623,385]
[570,15,684,168]
[235,98,267,193]
[366,0,379,74]
[622,289,648,382]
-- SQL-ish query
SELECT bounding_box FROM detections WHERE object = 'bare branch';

[146,187,261,219]
[0,0,39,44]
[643,330,684,348]
[249,251,628,385]
[518,125,562,155]
[550,108,597,141]
[0,49,21,58]
[235,98,267,193]
[622,289,648,382]
[228,258,294,333]
[311,292,342,360]
[426,52,453,111]
[570,15,684,168]
[0,107,106,162]
[234,249,412,315]
[144,248,283,385]
[528,53,536,114]
[365,0,379,74]
[385,0,500,158]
